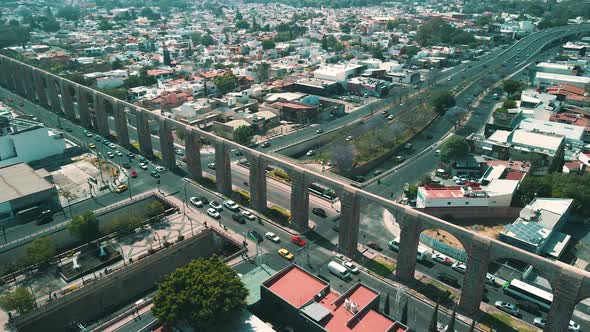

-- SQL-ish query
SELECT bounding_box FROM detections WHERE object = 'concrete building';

[0,116,66,167]
[500,198,573,260]
[259,264,408,332]
[0,163,60,226]
[535,62,576,75]
[313,64,365,82]
[518,117,585,150]
[534,72,590,89]
[416,179,518,209]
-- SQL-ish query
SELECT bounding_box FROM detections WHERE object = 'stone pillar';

[0,58,8,88]
[94,96,110,137]
[338,189,361,256]
[546,268,583,332]
[248,155,267,212]
[158,118,176,169]
[113,101,130,148]
[77,87,91,129]
[24,67,36,102]
[184,128,202,180]
[135,110,153,157]
[459,237,490,314]
[395,211,421,282]
[214,141,232,195]
[33,70,49,107]
[47,76,62,114]
[13,63,26,96]
[7,62,17,91]
[61,81,76,121]
[290,171,309,230]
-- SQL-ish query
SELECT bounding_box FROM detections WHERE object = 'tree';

[163,47,171,66]
[400,45,420,59]
[24,236,55,266]
[232,125,254,145]
[440,135,469,162]
[404,185,418,200]
[111,214,141,235]
[98,19,113,31]
[416,18,475,47]
[502,99,517,109]
[502,79,523,96]
[261,39,276,50]
[68,211,99,243]
[146,201,165,218]
[213,72,238,95]
[152,257,248,329]
[111,59,124,70]
[191,31,202,45]
[235,20,249,30]
[431,91,456,114]
[235,10,243,20]
[0,287,36,315]
[201,34,215,46]
[57,5,81,21]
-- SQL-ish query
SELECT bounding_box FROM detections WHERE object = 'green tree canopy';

[431,91,456,114]
[502,79,523,96]
[440,135,469,162]
[201,34,215,46]
[400,45,420,58]
[98,19,113,31]
[111,213,141,235]
[261,39,276,50]
[416,18,475,46]
[502,99,517,109]
[68,211,99,243]
[57,5,81,21]
[24,236,55,266]
[191,31,202,45]
[233,125,254,145]
[213,72,238,95]
[152,257,248,329]
[235,20,250,30]
[0,287,36,315]
[146,201,165,218]
[513,173,590,214]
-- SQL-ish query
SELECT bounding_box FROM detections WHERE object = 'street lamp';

[153,231,162,248]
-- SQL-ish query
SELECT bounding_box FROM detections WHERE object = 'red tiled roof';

[266,265,327,308]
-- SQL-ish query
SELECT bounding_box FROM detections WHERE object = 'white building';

[313,64,364,82]
[535,62,576,76]
[534,72,590,89]
[416,179,518,208]
[0,117,65,167]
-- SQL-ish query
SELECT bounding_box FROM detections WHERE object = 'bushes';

[232,190,251,205]
[111,214,142,235]
[269,169,291,182]
[145,201,165,219]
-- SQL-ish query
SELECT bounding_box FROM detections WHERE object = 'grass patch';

[365,256,396,277]
[480,311,536,332]
[269,169,291,182]
[154,151,162,160]
[417,280,455,305]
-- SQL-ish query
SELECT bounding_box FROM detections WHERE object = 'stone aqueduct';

[1,54,590,331]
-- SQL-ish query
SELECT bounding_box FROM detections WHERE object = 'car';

[130,170,137,178]
[94,135,101,141]
[115,150,123,157]
[533,317,580,331]
[434,149,440,156]
[265,232,280,243]
[223,200,239,211]
[346,136,353,141]
[248,230,263,243]
[115,184,128,193]
[106,151,115,158]
[139,163,148,170]
[127,152,135,159]
[108,143,116,149]
[395,155,405,162]
[155,166,166,172]
[447,78,452,81]
[291,235,307,247]
[209,201,223,211]
[260,142,271,148]
[122,162,130,169]
[316,128,324,134]
[451,261,467,273]
[207,163,216,170]
[432,253,453,265]
[150,171,160,178]
[437,273,460,288]
[367,241,382,251]
[206,208,220,219]
[306,150,315,157]
[232,213,246,224]
[175,149,184,156]
[88,143,96,149]
[36,209,53,225]
[139,157,147,164]
[494,301,520,317]
[86,132,93,137]
[312,207,327,218]
[19,101,24,106]
[189,196,204,207]
[486,273,496,285]
[404,143,412,150]
[387,114,395,120]
[373,169,384,176]
[388,238,399,251]
[278,248,294,261]
[199,196,209,204]
[6,98,13,102]
[342,261,359,274]
[241,210,256,221]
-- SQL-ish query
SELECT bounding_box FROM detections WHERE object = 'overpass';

[1,25,590,330]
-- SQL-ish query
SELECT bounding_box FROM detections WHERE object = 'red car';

[130,170,137,178]
[291,235,307,247]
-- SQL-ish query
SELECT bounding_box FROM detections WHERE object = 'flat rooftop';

[0,163,53,203]
[265,265,328,308]
[420,185,486,199]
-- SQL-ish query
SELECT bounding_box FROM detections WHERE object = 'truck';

[328,261,351,280]
[417,245,429,262]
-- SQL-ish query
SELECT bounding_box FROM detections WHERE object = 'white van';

[328,261,351,280]
[417,245,429,262]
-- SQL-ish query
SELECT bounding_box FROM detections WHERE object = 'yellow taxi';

[277,248,294,261]
[115,184,128,193]
[88,143,96,149]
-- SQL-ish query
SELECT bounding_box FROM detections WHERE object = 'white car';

[434,149,441,156]
[106,151,114,158]
[342,261,359,274]
[346,136,353,141]
[486,273,496,285]
[241,211,256,221]
[432,253,453,265]
[155,166,166,172]
[306,150,315,156]
[108,143,116,149]
[175,149,184,156]
[207,163,216,170]
[209,201,223,211]
[206,208,220,219]
[223,200,239,211]
[265,232,280,243]
[451,261,467,273]
[189,196,203,207]
[533,317,579,331]
[494,301,520,317]
[139,162,148,170]
[115,150,123,157]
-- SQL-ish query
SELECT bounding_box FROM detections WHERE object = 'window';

[447,202,451,205]
[465,202,469,205]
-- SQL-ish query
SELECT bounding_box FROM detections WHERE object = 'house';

[213,119,251,140]
[416,179,518,209]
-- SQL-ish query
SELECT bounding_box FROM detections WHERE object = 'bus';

[308,183,337,201]
[502,279,553,310]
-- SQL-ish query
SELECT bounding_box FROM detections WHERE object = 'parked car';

[260,142,271,148]
[122,162,130,169]
[432,253,453,265]
[278,248,294,261]
[533,317,580,331]
[248,230,263,243]
[155,166,166,172]
[207,163,216,170]
[115,150,123,157]
[388,238,399,251]
[223,200,240,212]
[106,151,115,158]
[486,273,496,285]
[127,152,135,159]
[209,201,223,211]
[291,235,307,247]
[108,143,116,149]
[494,301,520,317]
[517,301,541,315]
[150,171,160,178]
[189,196,204,207]
[346,136,353,141]
[451,261,467,273]
[437,273,460,288]
[395,155,405,162]
[332,224,340,232]
[265,232,280,243]
[434,149,441,156]
[342,261,359,274]
[312,207,327,218]
[232,213,246,224]
[241,211,256,221]
[367,241,383,251]
[206,208,220,219]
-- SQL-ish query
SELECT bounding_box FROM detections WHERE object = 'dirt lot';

[423,225,504,250]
